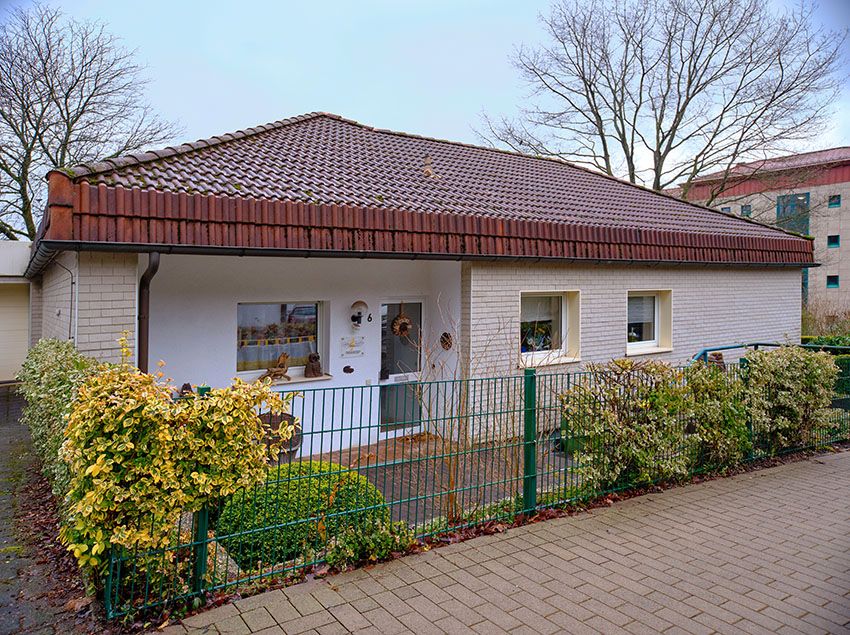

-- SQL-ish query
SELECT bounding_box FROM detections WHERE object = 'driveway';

[165,450,850,634]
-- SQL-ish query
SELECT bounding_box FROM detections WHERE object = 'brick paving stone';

[328,604,371,632]
[241,607,277,632]
[279,612,337,635]
[309,585,347,609]
[286,592,325,617]
[472,603,522,631]
[264,596,301,624]
[216,614,251,634]
[183,603,240,628]
[439,599,487,627]
[361,607,408,634]
[432,615,476,634]
[370,590,414,617]
[160,451,850,635]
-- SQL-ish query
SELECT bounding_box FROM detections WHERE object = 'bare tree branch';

[0,3,180,240]
[480,0,846,203]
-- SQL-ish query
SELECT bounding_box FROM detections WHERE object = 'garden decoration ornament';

[257,352,291,382]
[391,303,413,337]
[304,353,323,378]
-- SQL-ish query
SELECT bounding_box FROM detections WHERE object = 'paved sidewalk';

[166,451,850,635]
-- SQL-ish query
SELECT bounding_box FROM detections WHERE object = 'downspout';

[137,252,160,373]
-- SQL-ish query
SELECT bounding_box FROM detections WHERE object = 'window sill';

[625,346,673,357]
[520,354,581,368]
[269,373,333,386]
[237,371,334,386]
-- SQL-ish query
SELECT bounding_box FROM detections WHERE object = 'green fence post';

[191,507,209,597]
[739,358,755,460]
[523,368,538,514]
[103,549,114,619]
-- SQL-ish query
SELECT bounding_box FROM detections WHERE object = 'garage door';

[0,284,29,381]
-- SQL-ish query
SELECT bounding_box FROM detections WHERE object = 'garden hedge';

[833,355,850,396]
[744,346,838,452]
[216,461,388,570]
[16,339,98,498]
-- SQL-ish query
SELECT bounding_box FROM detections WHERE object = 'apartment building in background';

[680,147,850,308]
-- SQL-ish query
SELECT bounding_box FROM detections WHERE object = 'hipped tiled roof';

[32,112,813,272]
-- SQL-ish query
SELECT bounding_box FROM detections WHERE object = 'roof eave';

[28,239,818,272]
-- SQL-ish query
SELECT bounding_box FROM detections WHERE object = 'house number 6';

[367,313,373,322]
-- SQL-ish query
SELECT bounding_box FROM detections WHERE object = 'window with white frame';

[237,302,319,373]
[627,294,657,347]
[627,291,672,354]
[520,292,580,364]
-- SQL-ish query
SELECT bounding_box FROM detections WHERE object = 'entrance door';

[379,301,422,430]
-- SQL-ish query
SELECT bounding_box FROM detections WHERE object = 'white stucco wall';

[147,254,463,453]
[147,254,462,387]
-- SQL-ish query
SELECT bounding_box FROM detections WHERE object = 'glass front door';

[379,301,422,429]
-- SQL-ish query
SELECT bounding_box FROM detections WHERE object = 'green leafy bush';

[744,346,839,452]
[807,334,850,348]
[60,336,295,573]
[326,520,415,569]
[16,339,97,498]
[684,362,750,470]
[216,462,388,571]
[560,359,696,491]
[833,355,850,396]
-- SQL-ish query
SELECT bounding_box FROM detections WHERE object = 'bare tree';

[481,0,846,203]
[0,4,179,240]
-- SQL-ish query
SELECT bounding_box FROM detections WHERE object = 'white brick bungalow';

[23,113,812,447]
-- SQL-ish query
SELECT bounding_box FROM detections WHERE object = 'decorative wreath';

[391,303,413,337]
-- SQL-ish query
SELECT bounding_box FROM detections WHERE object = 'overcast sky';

[9,0,850,157]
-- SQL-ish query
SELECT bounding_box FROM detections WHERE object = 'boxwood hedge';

[216,461,388,570]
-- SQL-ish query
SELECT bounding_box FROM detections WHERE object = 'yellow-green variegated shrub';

[684,362,750,470]
[560,358,696,491]
[17,339,98,498]
[59,346,295,574]
[744,346,838,452]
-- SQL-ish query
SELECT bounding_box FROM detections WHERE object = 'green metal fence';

[103,363,850,618]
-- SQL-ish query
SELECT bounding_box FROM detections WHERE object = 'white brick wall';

[458,261,802,437]
[75,252,137,363]
[461,261,802,376]
[40,251,76,342]
[29,279,43,346]
[36,251,137,363]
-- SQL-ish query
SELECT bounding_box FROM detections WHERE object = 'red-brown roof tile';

[67,112,791,239]
[31,112,812,270]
